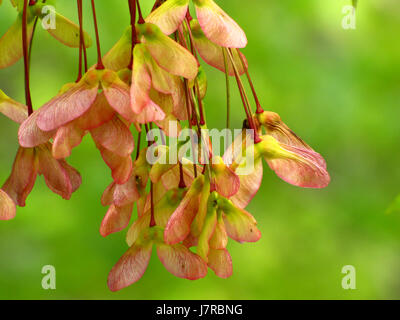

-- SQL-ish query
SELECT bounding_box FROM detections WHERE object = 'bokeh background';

[1,0,400,300]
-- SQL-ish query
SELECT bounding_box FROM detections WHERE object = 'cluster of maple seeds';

[0,0,329,291]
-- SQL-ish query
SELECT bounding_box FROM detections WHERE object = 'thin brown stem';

[184,18,206,126]
[184,18,197,57]
[176,28,202,131]
[91,0,104,69]
[237,49,263,113]
[76,0,83,82]
[22,0,33,115]
[183,79,198,178]
[151,0,162,12]
[128,0,137,69]
[136,0,145,24]
[78,0,88,72]
[226,49,261,143]
[150,182,156,227]
[144,123,156,227]
[194,83,205,125]
[28,17,38,67]
[178,162,186,188]
[222,48,231,129]
[135,129,142,160]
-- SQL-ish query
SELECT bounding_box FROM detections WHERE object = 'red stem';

[76,0,83,82]
[237,49,264,113]
[81,2,88,73]
[151,0,162,11]
[194,83,205,125]
[144,124,156,227]
[135,129,142,160]
[237,77,261,143]
[28,17,38,66]
[128,0,137,69]
[90,0,104,69]
[183,80,198,178]
[178,162,186,188]
[184,18,206,126]
[184,19,197,57]
[150,182,156,227]
[136,0,145,24]
[227,49,261,143]
[78,0,88,74]
[22,0,33,115]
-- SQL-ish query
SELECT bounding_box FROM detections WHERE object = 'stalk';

[128,0,137,69]
[222,48,231,129]
[76,0,84,82]
[136,0,145,24]
[226,49,261,143]
[91,0,104,69]
[178,162,186,188]
[22,0,33,115]
[237,49,263,113]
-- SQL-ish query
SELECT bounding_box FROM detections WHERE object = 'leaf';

[101,71,135,122]
[159,159,198,190]
[91,116,134,158]
[58,159,82,193]
[102,27,132,71]
[0,89,28,123]
[101,182,117,207]
[191,175,210,237]
[193,0,247,48]
[126,212,151,247]
[18,110,54,148]
[10,0,23,11]
[0,189,16,221]
[138,23,198,80]
[196,201,217,261]
[131,44,152,114]
[258,135,330,189]
[74,91,115,131]
[37,78,99,132]
[164,176,203,244]
[207,248,232,278]
[212,156,240,198]
[145,51,176,95]
[256,111,312,150]
[157,243,208,280]
[100,204,133,237]
[149,146,176,184]
[52,123,85,159]
[107,242,152,292]
[43,12,92,48]
[153,107,182,138]
[218,197,261,243]
[95,144,133,184]
[131,100,165,124]
[190,19,248,75]
[191,66,207,99]
[0,15,34,69]
[154,188,185,228]
[36,143,73,200]
[2,147,38,207]
[209,213,228,249]
[113,175,141,207]
[230,158,263,209]
[145,0,189,35]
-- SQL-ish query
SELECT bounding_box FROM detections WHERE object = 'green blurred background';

[1,0,400,300]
